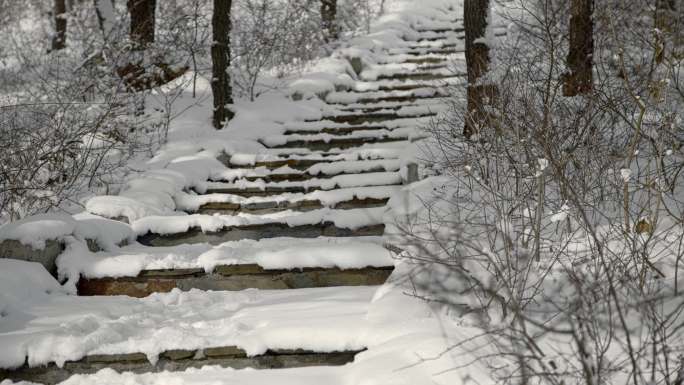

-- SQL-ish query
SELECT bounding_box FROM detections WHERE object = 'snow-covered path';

[0,1,493,384]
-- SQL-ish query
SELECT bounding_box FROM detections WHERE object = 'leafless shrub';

[398,1,684,384]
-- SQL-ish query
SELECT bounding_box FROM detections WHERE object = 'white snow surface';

[0,213,133,250]
[59,236,394,279]
[0,285,376,369]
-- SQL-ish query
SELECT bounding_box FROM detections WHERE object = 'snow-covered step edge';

[134,206,387,247]
[206,159,403,186]
[325,87,447,104]
[190,185,397,215]
[64,236,392,280]
[2,349,362,385]
[222,147,404,168]
[0,285,378,381]
[198,171,402,192]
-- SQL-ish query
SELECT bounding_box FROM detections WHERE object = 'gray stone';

[1,348,363,385]
[349,57,363,76]
[0,239,64,276]
[405,162,419,184]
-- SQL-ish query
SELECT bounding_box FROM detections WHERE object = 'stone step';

[412,26,465,34]
[137,222,386,247]
[330,91,446,105]
[333,100,442,113]
[400,48,463,56]
[400,56,450,65]
[261,136,411,152]
[232,157,335,170]
[284,124,395,136]
[202,181,400,197]
[77,264,394,297]
[234,168,394,183]
[219,151,402,171]
[404,41,460,50]
[374,71,460,81]
[370,79,461,93]
[196,196,389,215]
[407,29,504,43]
[317,111,436,125]
[1,347,363,385]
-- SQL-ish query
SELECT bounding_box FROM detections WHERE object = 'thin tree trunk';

[211,0,234,129]
[655,0,677,64]
[562,0,593,96]
[127,0,156,49]
[463,0,497,138]
[51,0,68,51]
[320,0,338,42]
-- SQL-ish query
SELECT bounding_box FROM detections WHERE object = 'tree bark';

[463,0,497,138]
[562,0,593,96]
[127,0,156,49]
[655,0,677,64]
[211,0,234,129]
[320,0,338,42]
[51,0,68,51]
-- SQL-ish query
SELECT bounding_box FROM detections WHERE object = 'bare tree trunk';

[320,0,338,42]
[562,0,593,96]
[51,0,67,51]
[127,0,156,49]
[463,0,497,138]
[211,0,234,129]
[655,0,677,64]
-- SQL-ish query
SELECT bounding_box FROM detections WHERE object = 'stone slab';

[136,223,386,247]
[1,348,363,385]
[77,265,394,297]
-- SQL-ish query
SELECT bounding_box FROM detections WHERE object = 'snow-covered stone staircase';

[0,4,475,384]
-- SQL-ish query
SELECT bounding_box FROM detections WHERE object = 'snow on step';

[53,365,349,385]
[351,76,464,93]
[358,62,458,82]
[65,236,392,279]
[0,283,377,383]
[261,136,413,152]
[261,128,424,150]
[189,185,398,215]
[199,171,402,195]
[332,96,445,112]
[67,236,395,296]
[134,206,387,247]
[206,159,402,185]
[325,87,446,105]
[283,114,436,135]
[225,147,402,167]
[314,110,438,125]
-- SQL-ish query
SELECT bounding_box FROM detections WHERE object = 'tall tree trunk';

[562,0,593,96]
[655,0,677,64]
[320,0,338,42]
[211,0,234,129]
[51,0,68,51]
[463,0,497,138]
[127,0,156,49]
[94,0,116,39]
